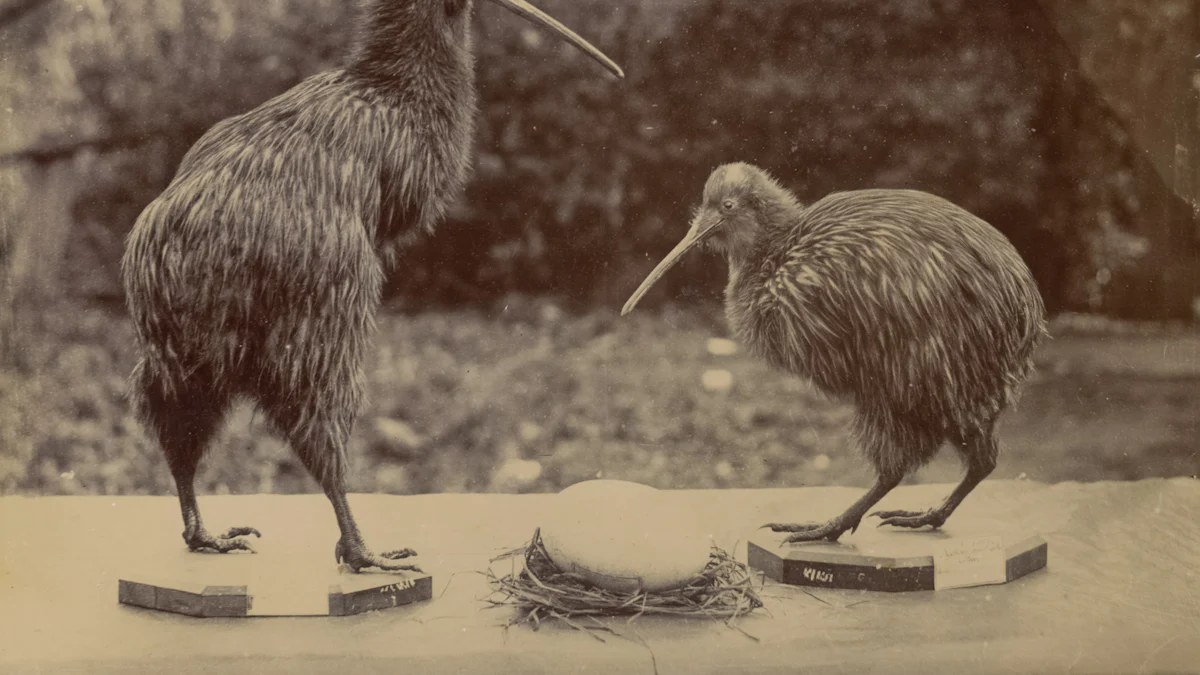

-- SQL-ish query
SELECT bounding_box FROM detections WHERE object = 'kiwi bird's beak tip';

[488,0,625,79]
[620,227,708,319]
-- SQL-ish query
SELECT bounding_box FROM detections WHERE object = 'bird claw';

[869,509,915,519]
[357,557,424,573]
[336,539,423,573]
[761,522,825,533]
[200,538,256,554]
[187,526,260,554]
[763,521,849,544]
[871,509,944,530]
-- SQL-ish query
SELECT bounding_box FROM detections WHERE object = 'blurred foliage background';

[0,0,1198,498]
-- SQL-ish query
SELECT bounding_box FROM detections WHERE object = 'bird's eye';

[444,0,467,16]
[722,199,736,211]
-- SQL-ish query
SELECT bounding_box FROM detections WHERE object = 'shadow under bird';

[623,163,1047,543]
[121,0,623,572]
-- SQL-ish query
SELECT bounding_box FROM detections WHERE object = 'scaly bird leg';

[177,481,261,553]
[327,488,422,573]
[763,473,902,544]
[186,526,262,554]
[871,460,993,530]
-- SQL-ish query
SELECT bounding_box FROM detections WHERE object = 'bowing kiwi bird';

[122,0,622,572]
[622,163,1046,543]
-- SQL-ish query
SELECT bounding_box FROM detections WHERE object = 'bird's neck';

[337,1,479,253]
[722,187,807,362]
[723,195,805,321]
[347,1,476,93]
[727,197,804,277]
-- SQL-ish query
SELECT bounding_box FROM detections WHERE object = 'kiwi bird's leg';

[175,479,262,554]
[263,386,420,572]
[142,370,260,554]
[763,473,903,544]
[327,486,422,573]
[871,429,999,530]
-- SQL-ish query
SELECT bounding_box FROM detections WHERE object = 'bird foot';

[870,509,946,530]
[761,520,855,544]
[335,538,422,573]
[185,526,262,554]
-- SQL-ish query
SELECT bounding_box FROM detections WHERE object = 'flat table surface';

[2,479,1199,674]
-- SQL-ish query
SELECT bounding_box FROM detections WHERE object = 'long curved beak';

[488,0,625,78]
[621,218,718,316]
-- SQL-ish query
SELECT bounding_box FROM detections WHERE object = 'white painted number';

[802,567,833,584]
[378,579,416,594]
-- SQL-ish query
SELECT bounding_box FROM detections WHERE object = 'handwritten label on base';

[932,535,1006,590]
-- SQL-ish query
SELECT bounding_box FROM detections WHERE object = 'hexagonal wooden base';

[118,548,432,617]
[748,517,1047,592]
[118,574,432,617]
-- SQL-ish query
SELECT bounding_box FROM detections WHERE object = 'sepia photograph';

[1,0,1198,672]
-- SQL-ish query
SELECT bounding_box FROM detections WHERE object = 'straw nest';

[485,527,764,635]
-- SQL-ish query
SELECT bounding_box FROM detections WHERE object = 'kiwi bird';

[121,0,623,572]
[622,163,1046,543]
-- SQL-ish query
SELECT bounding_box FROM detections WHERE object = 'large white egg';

[538,479,713,594]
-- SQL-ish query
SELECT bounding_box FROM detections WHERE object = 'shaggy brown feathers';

[627,162,1047,540]
[123,1,477,486]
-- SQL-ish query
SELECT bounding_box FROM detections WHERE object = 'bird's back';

[731,188,1046,434]
[129,66,469,252]
[121,66,474,392]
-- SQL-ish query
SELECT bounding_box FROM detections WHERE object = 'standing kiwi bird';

[122,0,623,572]
[622,163,1047,543]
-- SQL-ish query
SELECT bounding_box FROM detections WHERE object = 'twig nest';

[539,479,713,593]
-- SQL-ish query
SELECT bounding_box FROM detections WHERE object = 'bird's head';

[623,163,790,315]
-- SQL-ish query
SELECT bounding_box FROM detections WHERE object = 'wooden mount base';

[117,541,433,617]
[118,573,433,617]
[748,518,1048,592]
